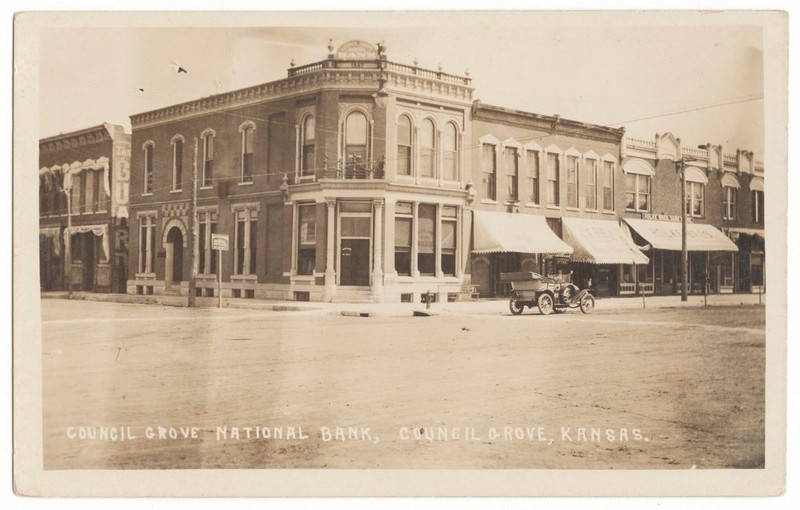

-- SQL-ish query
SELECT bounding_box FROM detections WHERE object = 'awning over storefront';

[562,217,649,264]
[725,227,765,240]
[472,210,573,254]
[624,218,738,252]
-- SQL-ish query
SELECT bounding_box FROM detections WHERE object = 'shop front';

[624,218,738,296]
[561,217,650,297]
[725,228,765,294]
[471,210,573,297]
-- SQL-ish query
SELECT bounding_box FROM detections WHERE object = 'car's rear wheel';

[537,293,554,315]
[509,296,524,315]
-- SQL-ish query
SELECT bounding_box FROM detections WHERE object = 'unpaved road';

[41,300,765,469]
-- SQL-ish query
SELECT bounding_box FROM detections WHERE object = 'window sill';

[602,210,616,215]
[231,274,257,281]
[141,193,153,197]
[625,209,649,214]
[584,208,598,213]
[169,189,182,194]
[199,186,213,191]
[197,274,218,281]
[238,181,254,186]
[545,205,560,210]
[480,199,497,205]
[524,202,540,208]
[565,207,580,212]
[134,272,156,279]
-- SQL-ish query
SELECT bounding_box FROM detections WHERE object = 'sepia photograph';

[11,8,789,498]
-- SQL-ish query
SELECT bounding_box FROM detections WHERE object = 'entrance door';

[340,239,370,286]
[82,233,95,291]
[167,227,184,283]
[493,253,520,297]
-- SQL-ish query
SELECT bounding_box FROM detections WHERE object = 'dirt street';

[41,300,765,469]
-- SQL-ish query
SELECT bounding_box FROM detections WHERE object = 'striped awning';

[562,217,649,264]
[472,210,573,255]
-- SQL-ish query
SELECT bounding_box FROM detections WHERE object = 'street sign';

[211,233,229,251]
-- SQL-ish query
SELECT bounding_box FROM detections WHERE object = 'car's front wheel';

[579,294,595,314]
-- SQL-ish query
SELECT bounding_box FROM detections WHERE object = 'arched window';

[241,125,254,183]
[143,142,154,194]
[420,118,436,178]
[202,131,215,187]
[345,111,368,176]
[301,115,315,177]
[171,136,183,191]
[443,123,458,180]
[397,115,412,176]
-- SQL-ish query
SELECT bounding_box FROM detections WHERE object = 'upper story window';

[143,142,154,194]
[546,152,560,207]
[241,124,254,183]
[750,176,764,224]
[683,166,707,218]
[625,173,651,212]
[504,146,519,201]
[301,116,315,178]
[420,118,436,178]
[171,136,183,191]
[202,131,215,188]
[721,173,739,221]
[584,158,597,210]
[481,144,497,201]
[344,111,368,174]
[396,115,412,176]
[565,155,579,208]
[443,123,458,181]
[525,150,540,205]
[602,160,614,211]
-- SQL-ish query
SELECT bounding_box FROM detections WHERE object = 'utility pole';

[188,137,198,307]
[679,159,688,302]
[64,186,73,299]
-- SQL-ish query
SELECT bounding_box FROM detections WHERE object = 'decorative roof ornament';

[290,58,295,68]
[327,39,334,53]
[413,57,419,67]
[335,40,378,60]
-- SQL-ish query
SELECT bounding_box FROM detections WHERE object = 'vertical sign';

[211,234,229,308]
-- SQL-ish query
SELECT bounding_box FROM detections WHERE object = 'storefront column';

[435,204,443,278]
[324,199,337,301]
[411,201,420,277]
[372,200,384,300]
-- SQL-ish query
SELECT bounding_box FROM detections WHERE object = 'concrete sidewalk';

[41,290,766,317]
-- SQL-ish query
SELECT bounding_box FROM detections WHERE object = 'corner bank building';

[125,40,765,303]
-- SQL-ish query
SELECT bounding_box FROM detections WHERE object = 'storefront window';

[394,202,412,276]
[297,204,316,275]
[417,204,436,275]
[442,206,457,276]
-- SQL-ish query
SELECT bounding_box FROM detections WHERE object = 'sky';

[38,14,765,159]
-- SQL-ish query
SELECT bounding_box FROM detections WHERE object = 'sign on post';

[211,234,229,251]
[210,234,228,308]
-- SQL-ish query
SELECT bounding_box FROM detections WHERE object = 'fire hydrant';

[424,289,434,309]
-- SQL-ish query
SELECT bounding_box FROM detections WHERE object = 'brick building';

[122,40,764,303]
[39,123,131,293]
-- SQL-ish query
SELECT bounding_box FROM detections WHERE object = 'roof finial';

[327,39,334,53]
[290,58,295,68]
[413,57,419,67]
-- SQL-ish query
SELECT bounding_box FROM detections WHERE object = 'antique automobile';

[500,271,595,316]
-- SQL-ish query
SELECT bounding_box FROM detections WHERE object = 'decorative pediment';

[749,176,764,191]
[544,144,563,155]
[583,150,600,161]
[720,172,740,189]
[564,147,582,157]
[621,158,655,176]
[501,137,522,149]
[478,134,501,146]
[335,40,378,61]
[523,140,543,152]
[684,166,708,184]
[656,132,680,161]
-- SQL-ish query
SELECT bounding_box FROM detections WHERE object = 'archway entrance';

[166,226,184,284]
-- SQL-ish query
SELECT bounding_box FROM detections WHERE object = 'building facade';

[39,123,131,293]
[122,40,765,304]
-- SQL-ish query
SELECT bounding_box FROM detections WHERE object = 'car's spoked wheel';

[509,295,524,315]
[579,294,595,314]
[537,293,554,315]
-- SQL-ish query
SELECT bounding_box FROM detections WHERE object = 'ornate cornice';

[40,124,116,154]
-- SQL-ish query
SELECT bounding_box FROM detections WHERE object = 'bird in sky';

[169,60,188,74]
[136,88,144,95]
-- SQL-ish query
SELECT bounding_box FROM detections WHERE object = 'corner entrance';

[337,203,372,287]
[340,239,370,286]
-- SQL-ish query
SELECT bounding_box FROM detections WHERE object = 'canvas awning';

[562,217,649,265]
[624,218,738,252]
[472,210,573,254]
[725,227,765,240]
